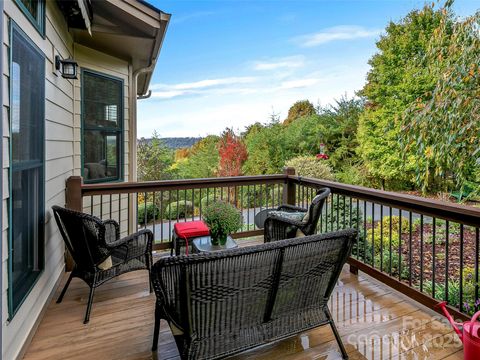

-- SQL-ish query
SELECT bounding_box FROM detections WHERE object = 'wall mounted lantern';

[55,56,78,79]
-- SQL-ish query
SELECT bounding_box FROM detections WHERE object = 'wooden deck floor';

[23,238,463,360]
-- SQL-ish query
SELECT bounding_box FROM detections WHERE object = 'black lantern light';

[55,56,78,79]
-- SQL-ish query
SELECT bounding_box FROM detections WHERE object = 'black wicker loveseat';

[151,229,356,359]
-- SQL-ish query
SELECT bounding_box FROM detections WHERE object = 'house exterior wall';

[1,1,134,359]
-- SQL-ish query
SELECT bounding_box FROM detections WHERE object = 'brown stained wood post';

[283,167,296,205]
[349,264,359,275]
[66,176,83,211]
[64,176,83,271]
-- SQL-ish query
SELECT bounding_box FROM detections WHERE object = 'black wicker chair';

[151,229,356,359]
[52,205,153,323]
[264,187,330,242]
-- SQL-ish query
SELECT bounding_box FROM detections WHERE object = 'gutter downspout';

[137,90,151,100]
[0,0,3,356]
[129,12,170,182]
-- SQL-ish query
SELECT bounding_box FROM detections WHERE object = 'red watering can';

[438,301,480,360]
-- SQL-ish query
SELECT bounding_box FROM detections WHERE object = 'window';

[9,24,45,317]
[82,70,123,183]
[13,0,45,35]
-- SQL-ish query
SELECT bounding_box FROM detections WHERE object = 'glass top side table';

[192,235,238,253]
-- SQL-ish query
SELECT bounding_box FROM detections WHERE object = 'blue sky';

[138,0,479,138]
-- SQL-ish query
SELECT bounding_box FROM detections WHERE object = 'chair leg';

[56,271,74,304]
[325,307,348,359]
[84,284,96,324]
[152,304,161,351]
[147,253,153,293]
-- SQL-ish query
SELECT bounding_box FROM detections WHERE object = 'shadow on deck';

[23,237,463,360]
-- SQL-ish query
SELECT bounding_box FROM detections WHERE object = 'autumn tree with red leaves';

[218,129,248,177]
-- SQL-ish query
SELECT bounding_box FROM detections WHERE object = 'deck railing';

[65,167,480,320]
[289,175,480,321]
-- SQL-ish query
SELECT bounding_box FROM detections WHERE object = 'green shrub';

[423,267,480,315]
[285,156,334,180]
[373,249,410,280]
[368,215,410,251]
[164,200,193,220]
[137,202,160,225]
[320,195,362,232]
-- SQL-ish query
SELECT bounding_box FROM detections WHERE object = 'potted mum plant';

[203,200,243,246]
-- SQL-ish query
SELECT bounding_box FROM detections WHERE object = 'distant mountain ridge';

[138,137,202,149]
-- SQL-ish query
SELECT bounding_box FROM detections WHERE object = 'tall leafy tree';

[318,96,365,171]
[402,6,480,192]
[137,131,175,180]
[284,100,316,125]
[218,129,248,177]
[175,135,220,179]
[357,5,444,189]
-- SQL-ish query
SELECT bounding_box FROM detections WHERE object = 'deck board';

[23,237,462,360]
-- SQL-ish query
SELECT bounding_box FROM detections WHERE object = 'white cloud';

[149,77,257,99]
[253,56,305,71]
[279,78,319,90]
[296,25,382,47]
[138,64,368,138]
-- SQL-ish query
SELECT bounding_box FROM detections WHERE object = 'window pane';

[10,26,45,316]
[83,72,122,128]
[11,34,44,164]
[83,130,120,181]
[11,167,43,310]
[20,0,39,21]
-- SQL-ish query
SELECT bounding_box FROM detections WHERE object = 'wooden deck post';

[64,176,83,271]
[283,167,296,205]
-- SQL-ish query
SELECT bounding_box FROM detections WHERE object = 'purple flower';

[475,299,480,308]
[464,302,471,311]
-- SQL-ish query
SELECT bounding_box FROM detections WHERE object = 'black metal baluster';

[337,194,340,231]
[135,193,138,230]
[160,191,164,242]
[247,185,251,228]
[90,196,93,215]
[100,195,103,220]
[192,188,195,221]
[371,203,375,268]
[168,191,172,241]
[199,188,202,220]
[408,212,413,287]
[118,194,122,233]
[389,207,393,275]
[253,185,257,223]
[363,201,367,262]
[398,210,402,281]
[420,215,424,292]
[332,194,336,233]
[184,189,187,222]
[342,195,346,229]
[475,227,480,311]
[445,221,449,301]
[432,218,436,299]
[110,194,113,220]
[144,192,147,229]
[152,192,157,241]
[380,205,383,271]
[127,193,130,235]
[356,199,360,259]
[459,224,464,313]
[349,197,353,229]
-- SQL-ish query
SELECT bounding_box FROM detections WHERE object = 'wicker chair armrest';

[105,228,153,252]
[276,204,308,213]
[103,219,120,244]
